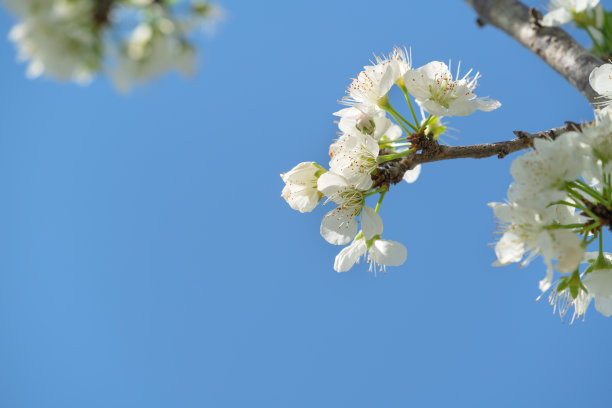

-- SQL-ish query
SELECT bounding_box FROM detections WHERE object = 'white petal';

[384,124,402,141]
[583,268,612,298]
[589,64,612,97]
[583,252,612,263]
[364,134,380,157]
[594,297,612,317]
[369,239,407,266]
[541,8,573,26]
[320,208,358,245]
[353,174,375,191]
[552,230,584,273]
[403,165,421,183]
[446,98,480,116]
[361,207,383,240]
[475,98,501,112]
[418,99,448,117]
[572,290,592,318]
[494,232,524,265]
[334,240,367,272]
[576,0,600,12]
[539,264,554,292]
[281,162,317,184]
[489,202,512,223]
[283,186,320,213]
[317,172,348,197]
[404,61,449,101]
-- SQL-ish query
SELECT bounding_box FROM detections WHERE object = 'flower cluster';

[282,48,500,274]
[490,82,612,321]
[5,0,223,90]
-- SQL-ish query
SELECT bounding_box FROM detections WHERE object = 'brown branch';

[372,122,582,188]
[464,0,602,102]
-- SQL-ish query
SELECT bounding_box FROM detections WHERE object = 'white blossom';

[583,268,612,316]
[8,1,100,83]
[317,172,372,245]
[5,0,221,87]
[329,133,380,190]
[334,237,407,274]
[113,22,196,92]
[334,105,402,141]
[344,48,411,108]
[372,46,412,84]
[334,210,407,273]
[508,132,585,207]
[580,112,612,171]
[489,201,584,291]
[548,252,612,322]
[281,162,324,213]
[541,0,600,27]
[403,61,500,117]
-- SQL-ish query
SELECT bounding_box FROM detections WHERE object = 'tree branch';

[372,122,582,187]
[464,0,602,102]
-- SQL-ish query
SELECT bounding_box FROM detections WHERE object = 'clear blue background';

[1,1,610,407]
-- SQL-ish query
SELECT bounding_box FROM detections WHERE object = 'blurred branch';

[373,122,582,187]
[93,0,116,27]
[464,0,602,102]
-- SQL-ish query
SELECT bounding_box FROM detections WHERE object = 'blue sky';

[1,0,611,407]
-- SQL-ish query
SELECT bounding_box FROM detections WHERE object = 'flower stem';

[569,180,607,205]
[381,142,412,149]
[546,223,587,230]
[377,148,416,164]
[378,136,410,145]
[418,114,434,132]
[375,190,387,213]
[365,187,387,197]
[551,200,584,211]
[399,85,420,129]
[387,110,418,134]
[565,187,599,220]
[378,94,419,133]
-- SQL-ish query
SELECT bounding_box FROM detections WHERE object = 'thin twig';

[372,122,582,187]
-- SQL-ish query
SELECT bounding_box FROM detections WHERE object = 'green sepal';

[556,277,569,294]
[584,253,612,276]
[570,285,579,300]
[365,234,381,249]
[313,163,327,179]
[567,269,586,300]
